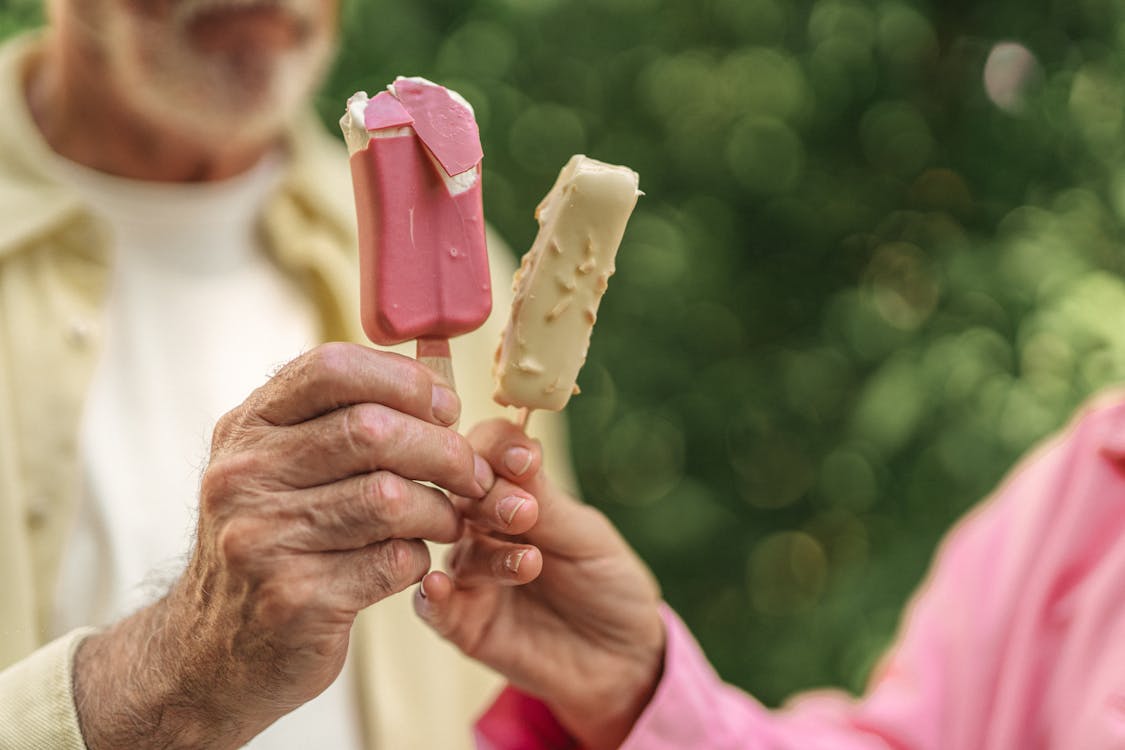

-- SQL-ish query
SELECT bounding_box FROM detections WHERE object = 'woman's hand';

[414,419,665,750]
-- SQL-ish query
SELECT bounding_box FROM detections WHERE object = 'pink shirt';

[476,396,1125,749]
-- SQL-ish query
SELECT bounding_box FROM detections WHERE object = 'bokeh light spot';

[639,52,722,123]
[808,37,877,115]
[860,101,934,176]
[851,353,927,454]
[1019,330,1073,379]
[826,289,911,363]
[908,168,973,217]
[924,328,1012,403]
[632,479,735,555]
[617,211,688,288]
[720,48,808,123]
[567,362,618,435]
[865,241,941,330]
[509,103,587,175]
[782,347,852,422]
[730,429,816,509]
[714,0,788,44]
[819,448,878,512]
[806,510,870,569]
[435,22,517,81]
[727,116,805,195]
[809,0,876,50]
[748,531,828,616]
[877,4,938,69]
[600,0,660,12]
[603,413,686,506]
[682,302,747,356]
[495,0,561,13]
[998,383,1060,450]
[1069,64,1125,157]
[983,42,1042,114]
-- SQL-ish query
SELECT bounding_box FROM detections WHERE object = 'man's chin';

[116,41,332,153]
[96,2,335,154]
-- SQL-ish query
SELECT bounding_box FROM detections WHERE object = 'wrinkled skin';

[73,344,487,749]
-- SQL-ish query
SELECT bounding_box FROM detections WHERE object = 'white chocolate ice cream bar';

[493,154,641,412]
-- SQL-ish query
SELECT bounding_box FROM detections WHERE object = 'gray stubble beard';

[102,2,336,148]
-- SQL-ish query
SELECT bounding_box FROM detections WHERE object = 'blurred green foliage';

[6,0,1125,708]
[329,0,1125,705]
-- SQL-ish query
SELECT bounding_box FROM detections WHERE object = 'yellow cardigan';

[0,34,573,749]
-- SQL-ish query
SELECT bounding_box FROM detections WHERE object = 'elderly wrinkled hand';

[72,342,486,749]
[414,418,666,750]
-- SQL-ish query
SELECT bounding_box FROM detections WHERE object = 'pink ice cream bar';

[341,78,491,349]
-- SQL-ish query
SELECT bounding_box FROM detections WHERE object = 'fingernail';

[419,578,429,599]
[474,455,495,493]
[496,496,528,527]
[504,549,528,574]
[431,385,460,426]
[503,446,533,477]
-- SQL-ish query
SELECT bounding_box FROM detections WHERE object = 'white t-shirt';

[48,154,365,749]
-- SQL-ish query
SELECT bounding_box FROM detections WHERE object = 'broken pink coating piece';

[364,91,415,131]
[347,81,491,347]
[392,79,484,177]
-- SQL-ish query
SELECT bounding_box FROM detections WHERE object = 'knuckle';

[384,539,413,577]
[198,474,226,516]
[216,519,257,569]
[380,539,426,587]
[211,411,235,446]
[370,471,405,523]
[243,378,273,413]
[344,404,392,453]
[306,342,355,385]
[200,453,265,512]
[210,407,248,447]
[199,459,237,513]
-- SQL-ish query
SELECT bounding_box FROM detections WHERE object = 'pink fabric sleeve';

[477,398,1125,749]
[474,685,578,750]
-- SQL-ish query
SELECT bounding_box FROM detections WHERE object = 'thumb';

[413,571,462,642]
[413,571,500,656]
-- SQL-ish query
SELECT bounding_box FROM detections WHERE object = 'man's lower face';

[95,0,339,145]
